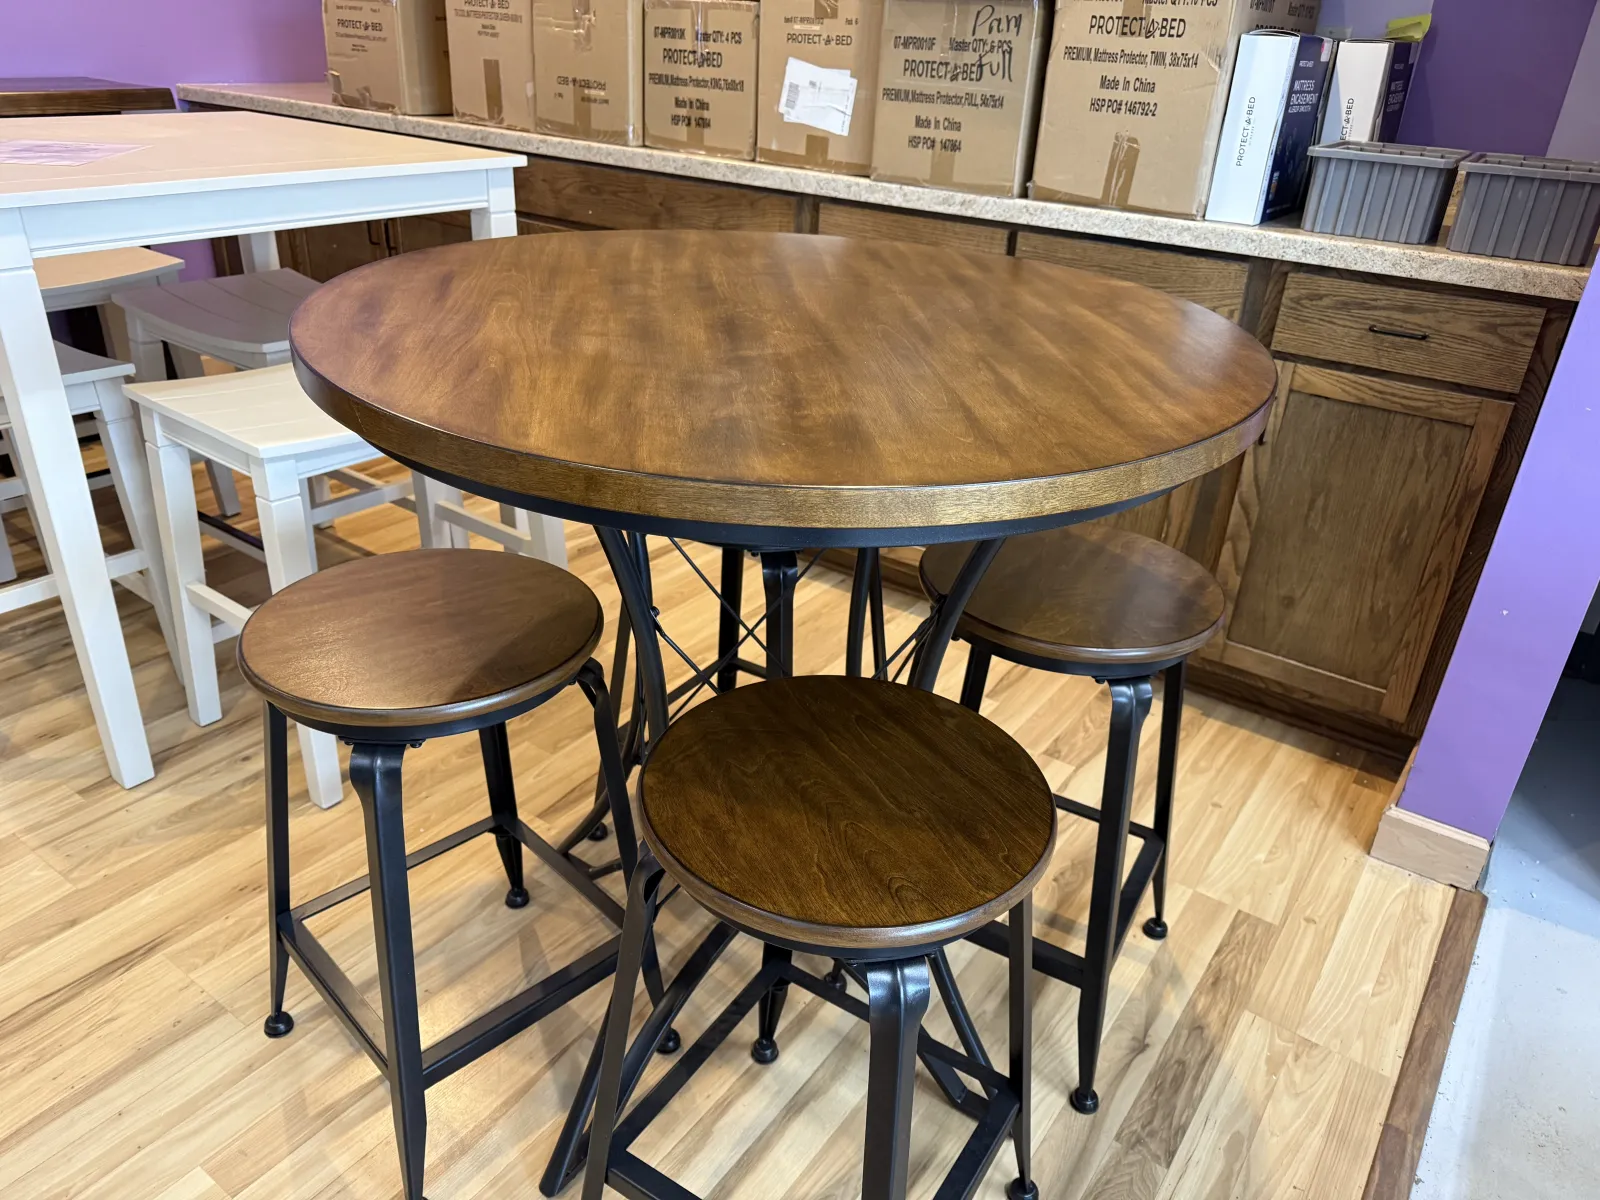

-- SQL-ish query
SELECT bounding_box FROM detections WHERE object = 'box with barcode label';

[643,0,760,159]
[756,0,884,175]
[534,0,645,145]
[869,0,1049,196]
[446,0,537,131]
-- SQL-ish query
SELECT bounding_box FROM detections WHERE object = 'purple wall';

[0,1,325,89]
[1399,0,1599,154]
[1,0,327,279]
[1401,271,1600,839]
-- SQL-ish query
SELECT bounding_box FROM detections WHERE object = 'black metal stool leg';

[760,550,799,679]
[351,742,429,1200]
[582,855,669,1200]
[263,704,294,1039]
[1007,896,1038,1200]
[479,723,529,909]
[751,943,793,1063]
[1071,677,1152,1115]
[1146,660,1185,941]
[959,644,992,712]
[718,546,745,692]
[861,957,931,1200]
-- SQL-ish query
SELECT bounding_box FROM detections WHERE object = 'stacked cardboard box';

[1030,0,1321,217]
[446,0,537,131]
[870,0,1049,196]
[533,0,645,144]
[643,0,761,159]
[325,0,454,115]
[757,0,885,176]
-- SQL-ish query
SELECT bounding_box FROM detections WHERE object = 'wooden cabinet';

[1014,231,1252,320]
[817,202,1012,254]
[1202,362,1511,723]
[514,160,801,231]
[276,220,391,281]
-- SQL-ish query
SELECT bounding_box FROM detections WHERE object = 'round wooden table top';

[291,231,1277,537]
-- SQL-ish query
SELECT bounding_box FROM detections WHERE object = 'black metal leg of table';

[717,546,745,692]
[760,550,798,679]
[909,538,1004,692]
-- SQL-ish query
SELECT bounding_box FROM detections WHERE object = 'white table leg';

[238,232,281,273]
[145,414,218,725]
[94,378,180,673]
[97,302,133,364]
[252,457,343,809]
[471,170,567,566]
[121,309,168,384]
[0,214,152,786]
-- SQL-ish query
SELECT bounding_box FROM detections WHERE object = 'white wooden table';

[0,110,528,787]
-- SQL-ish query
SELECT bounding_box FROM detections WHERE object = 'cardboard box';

[643,0,760,160]
[1318,38,1418,145]
[756,0,885,176]
[869,0,1049,197]
[325,0,453,115]
[1206,32,1331,225]
[533,0,645,145]
[1030,0,1321,217]
[446,0,537,130]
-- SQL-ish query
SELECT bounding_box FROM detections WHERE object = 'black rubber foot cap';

[751,1036,780,1065]
[263,1011,294,1039]
[1070,1087,1100,1115]
[1007,1178,1040,1200]
[505,886,530,909]
[657,1027,682,1055]
[587,822,610,842]
[1143,916,1169,940]
[824,967,848,992]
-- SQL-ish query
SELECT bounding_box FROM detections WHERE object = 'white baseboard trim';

[1370,805,1490,889]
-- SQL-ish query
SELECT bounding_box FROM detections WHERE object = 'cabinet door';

[1203,362,1511,723]
[278,221,391,282]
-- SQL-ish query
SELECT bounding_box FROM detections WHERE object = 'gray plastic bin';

[1301,142,1468,244]
[1447,152,1600,266]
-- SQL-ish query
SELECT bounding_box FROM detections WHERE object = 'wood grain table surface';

[290,231,1278,541]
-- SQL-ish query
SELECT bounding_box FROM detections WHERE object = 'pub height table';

[289,230,1276,1195]
[0,109,534,786]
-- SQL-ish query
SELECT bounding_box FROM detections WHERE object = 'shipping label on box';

[446,0,537,130]
[870,0,1049,197]
[643,0,760,160]
[534,0,645,144]
[1030,0,1320,217]
[757,0,885,175]
[326,0,454,115]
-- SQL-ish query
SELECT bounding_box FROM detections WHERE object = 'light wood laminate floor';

[0,461,1452,1200]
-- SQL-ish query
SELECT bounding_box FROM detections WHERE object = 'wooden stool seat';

[921,524,1225,670]
[639,676,1055,953]
[35,247,185,313]
[239,548,602,735]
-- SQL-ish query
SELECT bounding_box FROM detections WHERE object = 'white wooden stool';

[0,344,174,654]
[113,268,321,518]
[36,247,184,362]
[129,364,461,809]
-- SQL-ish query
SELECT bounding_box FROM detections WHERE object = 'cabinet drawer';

[1014,231,1251,321]
[513,160,799,231]
[817,202,1011,254]
[1272,273,1544,392]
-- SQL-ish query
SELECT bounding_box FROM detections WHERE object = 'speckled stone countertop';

[178,82,1591,303]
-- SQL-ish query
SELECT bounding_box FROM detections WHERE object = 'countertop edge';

[177,83,1591,303]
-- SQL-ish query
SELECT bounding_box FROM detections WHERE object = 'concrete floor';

[1413,676,1600,1199]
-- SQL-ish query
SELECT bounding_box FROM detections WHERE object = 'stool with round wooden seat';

[239,547,666,1200]
[579,675,1054,1200]
[920,523,1224,1115]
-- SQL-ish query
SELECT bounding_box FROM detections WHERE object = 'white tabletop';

[0,110,523,209]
